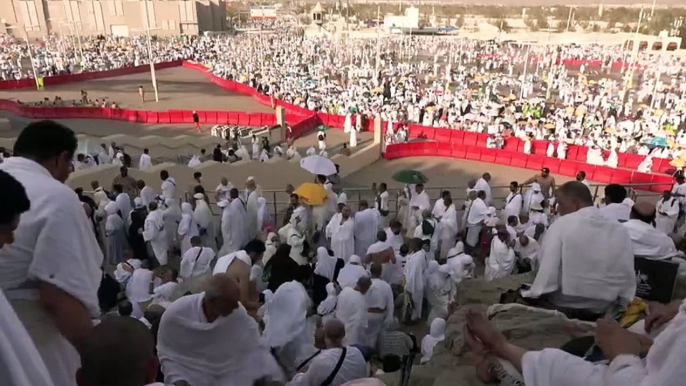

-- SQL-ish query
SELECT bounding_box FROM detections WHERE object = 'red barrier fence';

[393,125,674,175]
[0,98,279,126]
[385,142,674,193]
[0,61,183,90]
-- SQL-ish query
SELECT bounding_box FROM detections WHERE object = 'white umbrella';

[300,155,337,176]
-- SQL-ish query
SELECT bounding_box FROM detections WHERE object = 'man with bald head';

[624,201,679,259]
[288,319,367,386]
[522,181,636,321]
[157,274,283,385]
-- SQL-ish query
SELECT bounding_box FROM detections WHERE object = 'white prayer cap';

[217,200,229,208]
[246,176,255,182]
[134,197,143,208]
[487,206,496,215]
[193,193,204,200]
[349,255,362,265]
[531,182,541,192]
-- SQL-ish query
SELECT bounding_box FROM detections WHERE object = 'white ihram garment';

[354,209,378,258]
[404,250,427,321]
[158,293,284,386]
[656,197,679,235]
[485,237,516,282]
[335,287,368,346]
[522,300,686,386]
[329,216,355,263]
[262,281,312,378]
[143,209,169,265]
[0,157,102,386]
[0,289,54,386]
[521,206,636,313]
[219,197,247,256]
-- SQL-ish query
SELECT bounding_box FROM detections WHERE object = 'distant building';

[383,6,419,29]
[250,6,277,20]
[0,0,226,38]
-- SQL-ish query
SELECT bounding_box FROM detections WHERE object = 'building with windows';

[0,0,226,38]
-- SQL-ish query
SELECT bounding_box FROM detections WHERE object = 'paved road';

[0,67,273,113]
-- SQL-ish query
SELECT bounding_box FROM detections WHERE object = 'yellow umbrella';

[604,127,616,134]
[294,183,328,206]
[565,106,575,114]
[545,123,555,129]
[639,104,649,110]
[654,109,664,116]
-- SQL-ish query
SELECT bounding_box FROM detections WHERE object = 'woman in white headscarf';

[337,255,368,289]
[104,201,127,265]
[287,214,308,265]
[178,202,199,256]
[194,193,217,251]
[162,198,182,251]
[317,282,338,323]
[262,281,312,379]
[312,247,344,306]
[263,232,279,265]
[420,318,446,364]
[256,196,269,235]
[424,261,456,325]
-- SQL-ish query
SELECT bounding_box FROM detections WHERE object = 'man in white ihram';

[335,276,371,346]
[0,169,55,386]
[218,188,247,255]
[143,201,168,265]
[522,181,636,320]
[288,319,367,386]
[353,200,378,258]
[158,274,284,385]
[0,121,103,386]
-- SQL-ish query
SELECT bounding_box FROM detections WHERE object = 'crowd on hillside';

[3,28,686,171]
[3,118,686,386]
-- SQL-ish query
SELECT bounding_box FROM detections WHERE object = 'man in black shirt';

[192,110,200,132]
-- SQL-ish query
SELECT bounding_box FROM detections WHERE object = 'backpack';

[421,219,435,236]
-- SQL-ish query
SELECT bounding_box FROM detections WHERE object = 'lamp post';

[134,0,160,102]
[2,20,41,90]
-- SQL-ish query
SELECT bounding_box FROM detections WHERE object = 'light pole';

[136,0,160,102]
[1,20,41,90]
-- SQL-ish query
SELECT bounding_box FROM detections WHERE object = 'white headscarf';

[257,196,267,231]
[263,232,279,265]
[420,318,446,363]
[104,201,124,233]
[314,247,338,281]
[133,197,144,209]
[316,283,338,315]
[178,202,198,237]
[425,261,451,293]
[336,255,368,289]
[262,281,311,349]
[194,195,213,229]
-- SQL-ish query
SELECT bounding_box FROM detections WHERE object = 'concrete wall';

[0,0,226,38]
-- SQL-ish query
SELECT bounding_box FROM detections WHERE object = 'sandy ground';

[0,67,274,113]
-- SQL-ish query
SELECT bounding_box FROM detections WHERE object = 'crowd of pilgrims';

[3,27,686,167]
[2,119,686,386]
